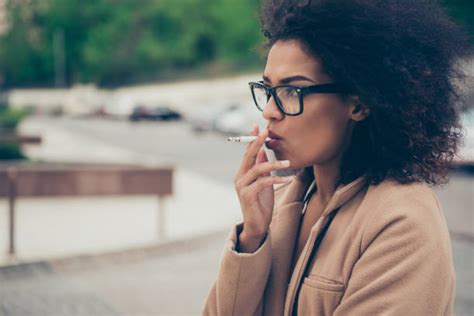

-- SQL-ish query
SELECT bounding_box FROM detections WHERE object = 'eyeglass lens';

[252,85,300,115]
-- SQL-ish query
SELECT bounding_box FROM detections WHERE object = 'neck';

[312,161,341,205]
[311,122,355,203]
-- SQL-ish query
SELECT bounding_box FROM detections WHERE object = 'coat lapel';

[262,173,313,315]
[283,175,368,316]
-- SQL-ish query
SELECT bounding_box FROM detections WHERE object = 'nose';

[262,95,284,121]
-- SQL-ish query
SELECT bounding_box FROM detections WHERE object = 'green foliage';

[0,0,265,87]
[0,142,26,160]
[0,107,30,160]
[0,107,30,130]
[439,0,474,44]
[1,1,469,88]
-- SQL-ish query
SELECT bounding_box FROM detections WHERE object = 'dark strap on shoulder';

[292,206,341,316]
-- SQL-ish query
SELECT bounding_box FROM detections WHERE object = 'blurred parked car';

[187,103,239,132]
[129,105,182,121]
[103,94,136,119]
[214,103,264,136]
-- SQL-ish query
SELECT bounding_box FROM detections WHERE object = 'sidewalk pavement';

[0,229,228,316]
[0,119,241,266]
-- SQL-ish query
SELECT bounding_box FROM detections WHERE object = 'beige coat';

[202,171,455,315]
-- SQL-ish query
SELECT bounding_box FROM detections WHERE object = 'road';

[35,117,247,185]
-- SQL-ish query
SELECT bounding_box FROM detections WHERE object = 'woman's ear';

[349,96,370,122]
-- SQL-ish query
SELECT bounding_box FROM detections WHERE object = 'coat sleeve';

[333,192,455,316]
[201,221,273,316]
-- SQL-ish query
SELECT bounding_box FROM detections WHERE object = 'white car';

[103,94,136,119]
[186,103,239,132]
[214,103,265,136]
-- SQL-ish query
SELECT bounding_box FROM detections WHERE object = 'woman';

[203,0,472,315]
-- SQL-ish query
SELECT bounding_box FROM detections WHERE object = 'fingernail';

[280,160,290,166]
[259,129,267,136]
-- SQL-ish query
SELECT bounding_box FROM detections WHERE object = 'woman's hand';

[234,125,291,252]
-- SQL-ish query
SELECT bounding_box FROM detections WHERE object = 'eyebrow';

[262,75,316,85]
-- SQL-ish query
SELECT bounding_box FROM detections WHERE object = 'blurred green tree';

[0,0,264,87]
[0,0,470,88]
[439,0,474,42]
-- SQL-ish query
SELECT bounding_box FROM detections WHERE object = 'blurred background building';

[0,0,472,315]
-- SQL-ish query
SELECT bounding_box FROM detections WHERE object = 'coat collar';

[320,174,368,216]
[280,170,368,217]
[263,170,368,316]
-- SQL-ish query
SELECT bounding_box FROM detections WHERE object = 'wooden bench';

[0,162,173,257]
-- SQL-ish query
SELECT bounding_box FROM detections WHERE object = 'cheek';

[292,102,350,163]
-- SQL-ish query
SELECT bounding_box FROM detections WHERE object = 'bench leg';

[157,196,166,241]
[7,169,17,257]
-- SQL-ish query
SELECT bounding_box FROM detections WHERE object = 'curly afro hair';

[260,0,474,187]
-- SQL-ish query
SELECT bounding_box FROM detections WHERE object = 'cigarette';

[227,136,272,143]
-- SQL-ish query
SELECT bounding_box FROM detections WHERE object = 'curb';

[0,229,229,274]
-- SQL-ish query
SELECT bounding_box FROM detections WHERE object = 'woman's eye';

[282,87,298,97]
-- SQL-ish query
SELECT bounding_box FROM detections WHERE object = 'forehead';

[264,39,332,83]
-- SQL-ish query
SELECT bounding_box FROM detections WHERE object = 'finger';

[238,159,291,187]
[246,175,290,195]
[256,148,268,164]
[256,148,270,176]
[238,124,259,177]
[236,124,260,180]
[253,124,259,136]
[246,124,259,150]
[238,128,268,175]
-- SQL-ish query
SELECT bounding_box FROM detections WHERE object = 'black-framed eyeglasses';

[248,81,351,116]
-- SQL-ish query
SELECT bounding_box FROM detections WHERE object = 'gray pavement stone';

[48,231,226,316]
[0,264,119,316]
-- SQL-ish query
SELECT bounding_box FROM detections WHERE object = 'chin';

[275,155,302,170]
[274,151,290,163]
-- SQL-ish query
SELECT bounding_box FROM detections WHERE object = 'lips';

[267,129,283,140]
[265,129,283,150]
[265,139,281,150]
